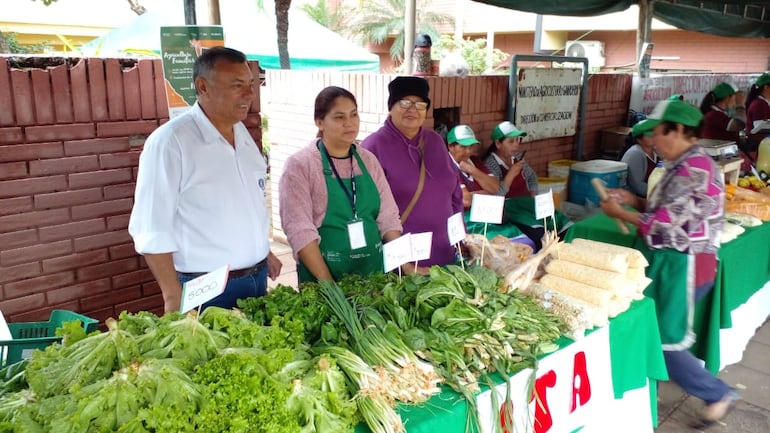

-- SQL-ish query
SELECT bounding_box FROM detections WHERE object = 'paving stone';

[718,364,770,412]
[752,320,770,346]
[731,341,770,378]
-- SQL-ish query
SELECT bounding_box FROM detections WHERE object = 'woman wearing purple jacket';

[361,77,463,270]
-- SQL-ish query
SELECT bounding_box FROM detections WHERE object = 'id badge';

[348,220,367,250]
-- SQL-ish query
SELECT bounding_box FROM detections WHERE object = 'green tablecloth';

[356,298,666,433]
[565,213,770,373]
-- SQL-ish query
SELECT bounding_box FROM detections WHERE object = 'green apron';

[298,144,384,283]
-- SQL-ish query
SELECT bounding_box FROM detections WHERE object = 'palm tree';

[275,0,292,68]
[348,0,453,61]
[300,0,352,33]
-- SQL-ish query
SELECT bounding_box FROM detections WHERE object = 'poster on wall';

[514,68,582,141]
[629,73,760,115]
[160,26,225,118]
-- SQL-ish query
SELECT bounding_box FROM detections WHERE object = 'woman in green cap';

[746,73,770,149]
[601,98,739,428]
[699,82,741,142]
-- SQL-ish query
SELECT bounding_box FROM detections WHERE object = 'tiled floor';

[268,239,770,432]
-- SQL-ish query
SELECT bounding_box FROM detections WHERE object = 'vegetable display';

[0,265,569,433]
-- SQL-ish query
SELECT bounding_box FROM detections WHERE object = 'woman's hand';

[458,160,476,174]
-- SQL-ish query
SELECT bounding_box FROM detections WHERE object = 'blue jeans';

[177,265,268,311]
[664,280,732,404]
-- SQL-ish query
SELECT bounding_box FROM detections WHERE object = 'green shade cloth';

[566,213,770,373]
[356,298,666,432]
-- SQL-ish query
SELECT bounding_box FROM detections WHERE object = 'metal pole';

[637,0,653,64]
[404,0,416,74]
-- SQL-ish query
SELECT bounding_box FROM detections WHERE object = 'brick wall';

[264,70,632,242]
[0,57,262,323]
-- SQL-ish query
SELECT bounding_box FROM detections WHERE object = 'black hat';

[387,76,431,110]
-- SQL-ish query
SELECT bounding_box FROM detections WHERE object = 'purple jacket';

[361,118,463,266]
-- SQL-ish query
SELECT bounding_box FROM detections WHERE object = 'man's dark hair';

[193,46,247,85]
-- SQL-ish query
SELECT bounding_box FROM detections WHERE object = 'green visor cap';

[635,99,704,135]
[491,121,527,141]
[712,82,736,100]
[756,73,770,87]
[448,124,480,146]
[632,120,654,137]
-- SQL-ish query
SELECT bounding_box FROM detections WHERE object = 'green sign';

[160,26,225,117]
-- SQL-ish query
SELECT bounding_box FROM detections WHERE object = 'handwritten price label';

[410,232,433,262]
[469,194,505,224]
[179,264,229,313]
[447,212,466,245]
[535,190,555,220]
[383,233,412,272]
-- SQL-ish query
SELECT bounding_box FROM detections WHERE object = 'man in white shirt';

[129,47,282,312]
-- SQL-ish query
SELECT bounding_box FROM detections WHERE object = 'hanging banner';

[514,68,582,141]
[630,73,760,115]
[160,26,225,118]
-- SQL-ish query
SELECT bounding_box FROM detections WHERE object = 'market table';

[565,212,770,373]
[357,297,667,433]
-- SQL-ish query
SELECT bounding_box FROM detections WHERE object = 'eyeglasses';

[397,99,428,111]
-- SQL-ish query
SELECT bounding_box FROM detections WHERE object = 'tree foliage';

[434,34,508,75]
[300,0,352,33]
[0,31,50,54]
[347,0,453,61]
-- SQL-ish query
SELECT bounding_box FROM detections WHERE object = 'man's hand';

[267,250,283,280]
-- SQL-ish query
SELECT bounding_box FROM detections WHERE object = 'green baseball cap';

[634,99,703,135]
[491,121,527,141]
[632,120,654,138]
[712,82,736,100]
[447,125,480,146]
[756,73,770,87]
[667,94,684,101]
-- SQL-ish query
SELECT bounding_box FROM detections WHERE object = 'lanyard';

[321,142,357,218]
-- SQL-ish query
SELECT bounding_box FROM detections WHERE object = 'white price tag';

[383,233,412,272]
[447,212,466,245]
[410,232,433,262]
[535,189,555,220]
[179,265,229,313]
[469,194,505,224]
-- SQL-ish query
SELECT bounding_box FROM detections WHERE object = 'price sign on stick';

[447,212,466,245]
[410,232,433,262]
[180,265,229,313]
[469,194,505,224]
[535,189,555,220]
[383,233,413,272]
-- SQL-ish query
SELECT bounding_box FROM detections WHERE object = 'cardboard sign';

[535,189,556,220]
[469,194,505,224]
[410,232,433,262]
[383,233,412,272]
[179,265,229,313]
[447,212,467,245]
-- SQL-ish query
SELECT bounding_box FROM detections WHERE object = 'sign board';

[410,232,433,262]
[514,68,582,141]
[630,73,759,115]
[160,26,225,118]
[179,265,229,313]
[535,190,555,220]
[476,327,620,433]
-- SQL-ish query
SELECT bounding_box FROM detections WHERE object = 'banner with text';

[630,73,760,115]
[160,26,225,118]
[474,327,651,433]
[515,68,582,141]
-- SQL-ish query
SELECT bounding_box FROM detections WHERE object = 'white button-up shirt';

[129,103,270,272]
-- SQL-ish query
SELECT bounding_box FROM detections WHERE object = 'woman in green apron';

[279,87,403,283]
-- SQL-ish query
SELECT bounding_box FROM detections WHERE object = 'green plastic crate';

[0,310,98,367]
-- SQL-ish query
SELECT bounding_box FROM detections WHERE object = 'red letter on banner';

[570,351,592,412]
[531,370,556,433]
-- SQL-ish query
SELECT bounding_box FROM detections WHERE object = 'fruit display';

[737,174,769,190]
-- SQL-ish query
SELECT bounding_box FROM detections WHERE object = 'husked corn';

[555,242,629,273]
[540,274,612,309]
[626,266,646,281]
[571,238,649,268]
[545,259,636,296]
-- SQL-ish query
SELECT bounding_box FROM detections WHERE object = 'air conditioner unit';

[565,40,606,69]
